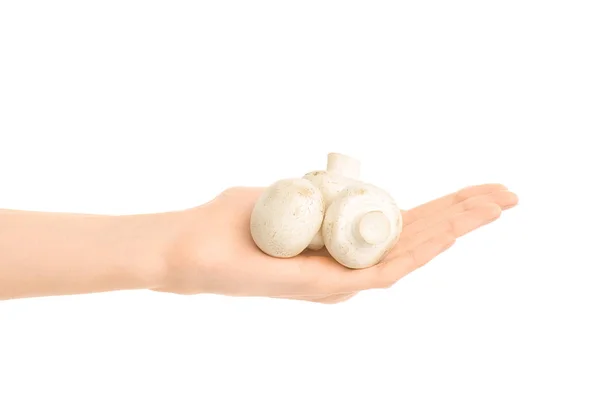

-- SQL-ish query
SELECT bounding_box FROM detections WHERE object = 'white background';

[1,1,599,396]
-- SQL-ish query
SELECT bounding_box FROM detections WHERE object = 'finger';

[391,203,501,258]
[402,191,515,237]
[401,184,508,226]
[342,232,456,291]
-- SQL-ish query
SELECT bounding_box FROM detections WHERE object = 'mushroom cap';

[322,183,402,269]
[306,230,325,251]
[303,170,358,250]
[303,170,357,209]
[250,178,324,258]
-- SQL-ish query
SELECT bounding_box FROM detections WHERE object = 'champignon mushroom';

[324,152,360,179]
[303,153,361,250]
[321,183,402,269]
[250,178,324,258]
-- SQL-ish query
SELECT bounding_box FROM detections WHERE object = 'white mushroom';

[323,152,360,179]
[303,153,361,250]
[250,178,324,258]
[321,183,402,269]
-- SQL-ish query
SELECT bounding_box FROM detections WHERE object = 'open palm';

[158,184,518,303]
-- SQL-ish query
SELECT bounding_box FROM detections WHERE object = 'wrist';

[116,211,184,291]
[149,204,218,295]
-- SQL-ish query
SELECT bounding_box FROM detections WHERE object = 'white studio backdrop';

[0,1,598,396]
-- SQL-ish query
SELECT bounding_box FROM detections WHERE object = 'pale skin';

[0,184,518,303]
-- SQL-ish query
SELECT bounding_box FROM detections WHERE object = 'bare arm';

[0,209,176,300]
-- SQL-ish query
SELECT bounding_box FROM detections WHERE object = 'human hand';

[154,184,518,304]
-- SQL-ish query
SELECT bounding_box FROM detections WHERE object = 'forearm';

[0,209,178,300]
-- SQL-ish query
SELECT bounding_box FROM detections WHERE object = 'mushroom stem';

[355,210,391,245]
[327,153,360,179]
